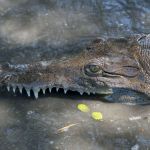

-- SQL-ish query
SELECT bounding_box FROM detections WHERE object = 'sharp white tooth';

[49,88,52,93]
[64,89,67,94]
[18,86,23,94]
[32,88,40,99]
[12,86,16,93]
[87,91,90,95]
[7,86,10,92]
[42,88,46,94]
[34,92,38,99]
[26,89,31,97]
[79,91,83,95]
[56,88,59,92]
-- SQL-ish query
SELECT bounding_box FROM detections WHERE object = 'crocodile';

[0,34,149,101]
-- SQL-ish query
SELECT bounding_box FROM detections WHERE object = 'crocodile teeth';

[18,86,23,94]
[87,91,90,95]
[42,88,46,94]
[32,88,40,99]
[12,86,16,93]
[79,91,83,95]
[49,88,52,93]
[56,87,59,92]
[7,86,10,92]
[26,89,31,97]
[64,89,67,94]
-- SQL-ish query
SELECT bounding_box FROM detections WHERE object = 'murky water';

[0,0,149,64]
[0,0,150,149]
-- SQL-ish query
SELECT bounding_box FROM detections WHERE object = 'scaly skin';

[0,35,149,100]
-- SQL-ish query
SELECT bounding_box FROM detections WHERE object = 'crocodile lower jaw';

[4,83,113,99]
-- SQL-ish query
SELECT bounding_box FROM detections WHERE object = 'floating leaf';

[77,103,90,112]
[92,112,103,121]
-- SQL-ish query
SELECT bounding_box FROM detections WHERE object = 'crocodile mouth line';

[102,66,139,78]
[102,72,122,78]
[102,71,134,78]
[2,83,113,99]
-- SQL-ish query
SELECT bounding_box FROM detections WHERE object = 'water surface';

[0,0,150,149]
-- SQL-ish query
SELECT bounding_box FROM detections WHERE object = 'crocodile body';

[0,34,150,101]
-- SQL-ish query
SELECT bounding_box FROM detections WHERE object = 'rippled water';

[0,0,150,149]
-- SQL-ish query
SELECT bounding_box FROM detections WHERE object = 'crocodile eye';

[89,65,100,73]
[84,63,102,76]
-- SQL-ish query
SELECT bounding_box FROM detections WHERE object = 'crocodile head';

[0,37,148,98]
